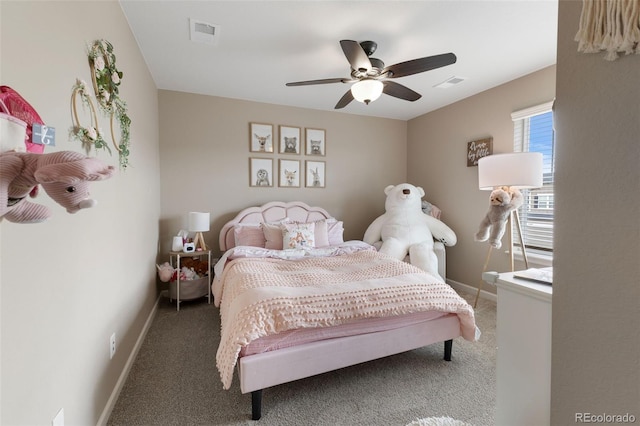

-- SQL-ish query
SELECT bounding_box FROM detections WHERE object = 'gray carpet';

[107,290,496,426]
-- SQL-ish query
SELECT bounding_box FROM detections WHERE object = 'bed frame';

[218,201,460,420]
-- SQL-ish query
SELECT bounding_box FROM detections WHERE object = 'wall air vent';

[434,76,466,89]
[189,19,220,45]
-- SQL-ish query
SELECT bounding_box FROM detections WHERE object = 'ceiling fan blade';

[286,78,351,87]
[382,81,422,102]
[340,40,372,73]
[334,90,354,109]
[383,53,457,78]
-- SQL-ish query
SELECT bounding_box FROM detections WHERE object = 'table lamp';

[474,152,543,306]
[188,211,210,251]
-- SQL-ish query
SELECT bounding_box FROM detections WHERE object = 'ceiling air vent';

[434,76,465,89]
[189,19,220,45]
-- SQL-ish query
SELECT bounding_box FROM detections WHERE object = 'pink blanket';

[215,249,478,389]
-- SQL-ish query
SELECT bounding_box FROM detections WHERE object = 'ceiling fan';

[286,40,457,109]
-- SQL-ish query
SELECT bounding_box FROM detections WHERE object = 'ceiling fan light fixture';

[351,80,383,105]
[287,40,457,108]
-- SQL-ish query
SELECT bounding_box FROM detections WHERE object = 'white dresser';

[485,271,552,426]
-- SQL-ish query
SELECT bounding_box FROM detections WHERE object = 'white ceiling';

[120,0,558,121]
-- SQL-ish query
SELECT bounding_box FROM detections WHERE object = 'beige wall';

[158,90,407,256]
[1,1,160,425]
[407,66,556,291]
[552,0,640,422]
[159,68,557,287]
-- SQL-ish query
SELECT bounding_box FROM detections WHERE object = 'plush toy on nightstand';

[156,262,175,282]
[364,183,457,281]
[474,186,524,249]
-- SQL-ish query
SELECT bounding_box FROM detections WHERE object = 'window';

[512,101,555,259]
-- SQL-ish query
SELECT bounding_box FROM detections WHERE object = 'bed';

[213,201,479,420]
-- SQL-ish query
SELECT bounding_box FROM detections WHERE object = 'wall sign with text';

[467,137,493,167]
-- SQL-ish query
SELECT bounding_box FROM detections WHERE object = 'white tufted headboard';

[219,201,333,251]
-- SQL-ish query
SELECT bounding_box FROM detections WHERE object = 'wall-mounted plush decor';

[0,150,115,223]
[88,39,131,169]
[0,86,48,154]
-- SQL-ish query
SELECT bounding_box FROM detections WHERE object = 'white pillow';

[311,219,329,247]
[327,220,344,245]
[282,222,315,249]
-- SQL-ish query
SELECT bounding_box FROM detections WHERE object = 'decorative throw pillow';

[233,225,266,247]
[327,220,344,245]
[290,219,331,247]
[282,222,315,249]
[262,219,290,250]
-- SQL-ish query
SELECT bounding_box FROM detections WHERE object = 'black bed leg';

[251,390,263,420]
[444,339,453,361]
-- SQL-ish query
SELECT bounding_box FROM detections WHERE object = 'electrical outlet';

[110,333,116,359]
[52,408,64,426]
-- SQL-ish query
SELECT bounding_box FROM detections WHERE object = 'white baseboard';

[96,293,162,426]
[447,278,497,303]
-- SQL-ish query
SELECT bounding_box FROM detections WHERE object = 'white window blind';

[512,101,555,256]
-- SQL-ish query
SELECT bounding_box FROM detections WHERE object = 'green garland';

[88,39,131,169]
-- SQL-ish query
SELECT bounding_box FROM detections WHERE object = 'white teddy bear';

[363,183,457,280]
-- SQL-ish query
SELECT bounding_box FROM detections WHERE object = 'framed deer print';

[249,157,274,187]
[279,159,301,187]
[250,122,274,153]
[279,125,301,154]
[305,128,326,156]
[305,160,326,188]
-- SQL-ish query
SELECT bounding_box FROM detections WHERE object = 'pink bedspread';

[215,248,478,389]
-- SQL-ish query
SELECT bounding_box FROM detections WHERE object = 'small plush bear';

[180,257,209,275]
[474,186,524,249]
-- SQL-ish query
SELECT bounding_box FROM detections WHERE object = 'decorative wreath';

[88,39,131,169]
[70,79,111,155]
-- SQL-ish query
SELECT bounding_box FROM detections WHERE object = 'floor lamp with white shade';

[473,152,543,307]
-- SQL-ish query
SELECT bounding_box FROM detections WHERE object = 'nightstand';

[168,249,212,311]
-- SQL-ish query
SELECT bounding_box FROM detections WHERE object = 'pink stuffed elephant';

[0,150,115,223]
